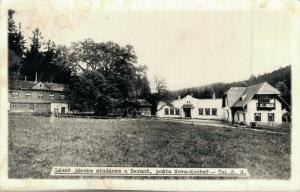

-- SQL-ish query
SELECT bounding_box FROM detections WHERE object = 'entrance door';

[61,107,65,114]
[183,108,191,118]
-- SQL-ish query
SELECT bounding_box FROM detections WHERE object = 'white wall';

[50,103,69,114]
[233,98,283,125]
[246,98,282,124]
[156,95,225,120]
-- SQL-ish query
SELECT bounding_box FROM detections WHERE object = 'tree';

[70,71,114,115]
[21,28,45,81]
[8,9,25,80]
[154,75,167,96]
[152,75,167,112]
[67,39,150,115]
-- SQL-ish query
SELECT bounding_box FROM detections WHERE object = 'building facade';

[222,82,290,126]
[156,95,225,120]
[8,80,69,114]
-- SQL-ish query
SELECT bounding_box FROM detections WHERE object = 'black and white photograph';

[0,0,300,191]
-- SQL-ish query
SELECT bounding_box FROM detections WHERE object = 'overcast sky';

[10,0,294,90]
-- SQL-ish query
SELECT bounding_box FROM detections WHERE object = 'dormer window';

[39,84,42,87]
[239,97,242,101]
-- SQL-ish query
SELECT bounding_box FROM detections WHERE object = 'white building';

[156,82,290,127]
[156,95,225,120]
[222,82,290,126]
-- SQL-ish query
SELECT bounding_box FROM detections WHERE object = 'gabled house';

[8,80,69,114]
[222,82,290,126]
[107,99,152,117]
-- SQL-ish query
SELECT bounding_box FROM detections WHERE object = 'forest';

[165,65,291,105]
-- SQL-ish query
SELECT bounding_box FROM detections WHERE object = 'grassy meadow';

[8,116,290,179]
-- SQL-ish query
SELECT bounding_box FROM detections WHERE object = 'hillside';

[168,65,291,104]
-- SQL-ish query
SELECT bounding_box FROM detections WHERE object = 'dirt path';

[157,118,288,135]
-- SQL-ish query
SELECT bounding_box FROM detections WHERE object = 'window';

[260,96,270,103]
[49,93,55,99]
[54,108,59,113]
[212,108,217,116]
[199,108,203,115]
[205,108,210,115]
[254,113,261,122]
[268,113,275,122]
[165,108,169,115]
[25,92,31,98]
[11,92,19,98]
[237,113,240,121]
[37,93,44,99]
[175,108,180,115]
[60,94,65,99]
[243,113,246,121]
[170,108,174,115]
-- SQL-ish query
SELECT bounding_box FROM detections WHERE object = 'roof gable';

[256,82,280,95]
[32,82,49,90]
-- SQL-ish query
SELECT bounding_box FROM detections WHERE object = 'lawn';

[8,116,290,179]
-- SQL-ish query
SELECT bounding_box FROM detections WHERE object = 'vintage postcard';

[0,0,300,191]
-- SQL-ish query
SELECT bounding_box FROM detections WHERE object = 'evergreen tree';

[8,9,25,80]
[21,28,45,81]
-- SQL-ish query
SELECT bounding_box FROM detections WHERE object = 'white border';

[1,0,300,191]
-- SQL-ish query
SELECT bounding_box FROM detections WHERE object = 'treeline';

[8,10,151,115]
[165,65,291,104]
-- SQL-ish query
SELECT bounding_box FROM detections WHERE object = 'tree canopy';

[67,39,150,115]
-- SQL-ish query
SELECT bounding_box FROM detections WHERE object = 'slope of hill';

[169,65,291,104]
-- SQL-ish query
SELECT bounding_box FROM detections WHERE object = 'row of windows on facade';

[237,96,273,103]
[10,103,48,109]
[164,108,218,116]
[236,112,275,122]
[11,92,65,99]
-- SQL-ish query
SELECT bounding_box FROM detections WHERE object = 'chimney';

[24,76,27,82]
[212,92,216,99]
[35,72,38,83]
[177,95,181,100]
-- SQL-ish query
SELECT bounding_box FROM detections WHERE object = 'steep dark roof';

[125,99,152,108]
[136,99,152,107]
[9,80,67,92]
[224,87,246,95]
[44,82,67,92]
